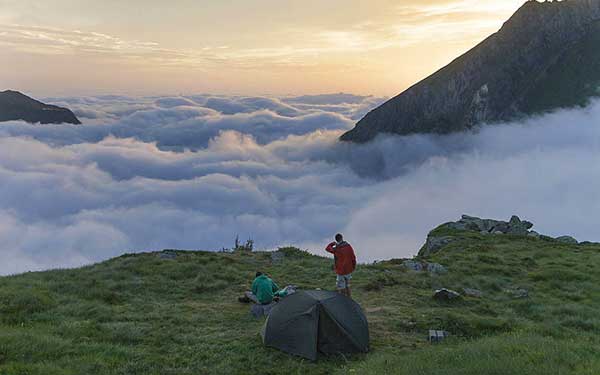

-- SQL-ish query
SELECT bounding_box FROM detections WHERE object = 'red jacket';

[326,241,356,275]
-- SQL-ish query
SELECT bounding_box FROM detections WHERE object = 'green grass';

[2,234,600,374]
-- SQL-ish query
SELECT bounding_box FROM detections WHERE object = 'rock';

[491,222,509,233]
[426,263,448,274]
[507,216,533,235]
[428,330,449,343]
[403,260,447,274]
[366,307,384,313]
[419,236,457,257]
[159,251,177,260]
[556,236,578,245]
[506,288,529,299]
[463,288,482,298]
[440,214,536,235]
[433,288,461,301]
[403,260,424,272]
[528,231,541,239]
[493,231,504,235]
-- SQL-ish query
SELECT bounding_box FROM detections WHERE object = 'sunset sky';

[1,0,528,97]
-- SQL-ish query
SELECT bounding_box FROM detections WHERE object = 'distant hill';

[342,0,600,143]
[0,90,81,124]
[2,217,600,374]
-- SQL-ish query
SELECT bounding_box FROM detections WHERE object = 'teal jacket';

[252,275,279,304]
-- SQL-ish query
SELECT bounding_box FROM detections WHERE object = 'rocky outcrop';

[0,90,81,124]
[342,0,600,143]
[445,215,534,236]
[419,214,538,257]
[418,214,584,257]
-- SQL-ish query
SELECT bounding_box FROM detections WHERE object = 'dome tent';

[261,290,369,360]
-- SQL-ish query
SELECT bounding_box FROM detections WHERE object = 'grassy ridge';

[2,231,600,374]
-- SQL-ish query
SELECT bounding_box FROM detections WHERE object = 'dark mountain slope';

[0,90,81,124]
[342,0,600,143]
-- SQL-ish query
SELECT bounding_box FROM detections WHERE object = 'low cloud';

[1,93,600,275]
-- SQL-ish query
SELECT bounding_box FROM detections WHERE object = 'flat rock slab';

[429,330,449,343]
[463,288,483,298]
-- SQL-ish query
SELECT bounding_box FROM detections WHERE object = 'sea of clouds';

[2,92,600,275]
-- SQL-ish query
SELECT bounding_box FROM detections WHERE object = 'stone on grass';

[403,260,424,271]
[420,236,457,256]
[429,330,449,343]
[463,288,482,298]
[433,288,461,301]
[556,236,578,245]
[426,263,448,274]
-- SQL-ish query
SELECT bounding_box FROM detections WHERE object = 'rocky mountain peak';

[342,0,600,143]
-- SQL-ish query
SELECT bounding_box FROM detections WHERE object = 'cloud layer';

[2,93,600,275]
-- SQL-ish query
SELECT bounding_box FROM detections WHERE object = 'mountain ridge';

[0,90,81,125]
[342,0,600,143]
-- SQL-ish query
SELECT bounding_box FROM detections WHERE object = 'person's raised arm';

[325,241,336,254]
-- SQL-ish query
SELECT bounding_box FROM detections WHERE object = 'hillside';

[0,90,81,125]
[341,0,600,143]
[2,219,600,374]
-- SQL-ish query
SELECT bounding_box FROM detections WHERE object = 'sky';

[4,0,599,276]
[0,0,526,97]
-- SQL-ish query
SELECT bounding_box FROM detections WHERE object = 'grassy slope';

[2,230,600,374]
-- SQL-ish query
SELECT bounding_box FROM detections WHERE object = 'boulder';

[428,330,449,343]
[419,236,457,257]
[556,236,578,245]
[506,215,534,235]
[403,260,424,272]
[433,288,461,301]
[528,231,541,239]
[463,288,482,298]
[426,263,448,274]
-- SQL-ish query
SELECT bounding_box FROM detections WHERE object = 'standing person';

[325,233,357,298]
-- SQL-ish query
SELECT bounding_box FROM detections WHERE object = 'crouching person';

[239,272,280,317]
[325,233,357,298]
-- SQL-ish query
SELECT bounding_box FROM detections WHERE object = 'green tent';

[261,290,369,360]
